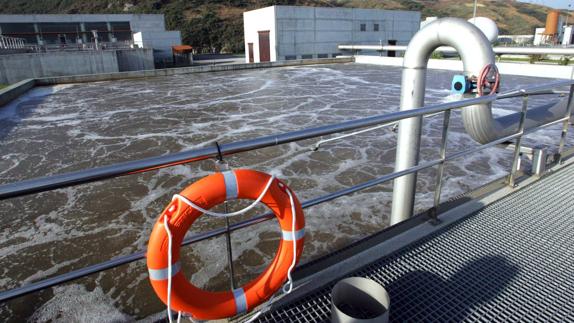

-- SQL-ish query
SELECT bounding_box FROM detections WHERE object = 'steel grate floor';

[256,165,574,322]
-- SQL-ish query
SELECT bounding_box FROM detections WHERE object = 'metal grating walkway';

[256,164,574,322]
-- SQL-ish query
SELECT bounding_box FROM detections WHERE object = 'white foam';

[29,284,132,322]
[0,64,570,320]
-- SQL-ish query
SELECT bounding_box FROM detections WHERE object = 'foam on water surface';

[0,63,570,321]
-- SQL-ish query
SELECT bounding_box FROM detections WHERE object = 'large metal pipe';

[391,18,495,223]
[390,18,570,224]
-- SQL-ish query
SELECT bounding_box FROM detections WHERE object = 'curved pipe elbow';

[402,18,501,144]
[400,18,570,145]
[403,18,571,144]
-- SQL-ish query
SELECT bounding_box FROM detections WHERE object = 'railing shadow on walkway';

[385,255,518,322]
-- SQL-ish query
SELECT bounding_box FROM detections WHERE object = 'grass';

[496,57,574,65]
[0,84,8,90]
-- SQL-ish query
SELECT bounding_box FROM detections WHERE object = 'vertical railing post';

[431,109,451,220]
[508,93,528,187]
[214,158,237,290]
[222,200,236,289]
[557,84,574,164]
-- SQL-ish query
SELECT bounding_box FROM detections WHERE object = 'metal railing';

[0,80,573,303]
[37,40,134,52]
[0,35,26,50]
[338,44,574,56]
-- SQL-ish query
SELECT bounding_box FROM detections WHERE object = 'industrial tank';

[544,10,560,35]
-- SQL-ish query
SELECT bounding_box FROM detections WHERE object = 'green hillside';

[0,0,568,53]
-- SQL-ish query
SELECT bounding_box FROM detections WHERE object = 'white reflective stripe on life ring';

[282,228,305,241]
[232,287,248,314]
[148,261,181,281]
[222,170,238,200]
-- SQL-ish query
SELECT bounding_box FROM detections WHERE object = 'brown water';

[0,63,569,321]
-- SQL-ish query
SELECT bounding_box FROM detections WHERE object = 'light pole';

[473,0,478,18]
[567,3,573,26]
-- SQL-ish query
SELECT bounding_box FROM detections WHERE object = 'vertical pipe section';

[391,68,427,222]
[391,18,496,224]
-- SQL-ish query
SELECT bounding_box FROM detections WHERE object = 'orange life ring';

[146,169,305,320]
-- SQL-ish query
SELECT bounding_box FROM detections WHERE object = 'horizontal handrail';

[1,80,572,200]
[338,44,574,56]
[1,81,573,302]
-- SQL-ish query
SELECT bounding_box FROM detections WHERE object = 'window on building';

[360,24,366,32]
[318,53,328,58]
[285,55,297,60]
[374,24,379,31]
[301,54,313,59]
[110,21,132,41]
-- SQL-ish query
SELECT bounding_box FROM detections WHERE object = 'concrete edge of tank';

[0,57,354,108]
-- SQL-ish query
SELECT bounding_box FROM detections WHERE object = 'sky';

[518,0,573,9]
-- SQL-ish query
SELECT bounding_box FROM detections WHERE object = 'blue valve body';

[451,75,473,94]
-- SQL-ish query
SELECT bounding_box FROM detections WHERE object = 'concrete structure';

[533,27,546,45]
[133,30,181,64]
[0,14,181,62]
[533,13,567,46]
[562,26,574,45]
[0,48,153,84]
[243,6,420,63]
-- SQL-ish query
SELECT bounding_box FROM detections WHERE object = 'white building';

[533,27,546,46]
[0,14,181,62]
[243,6,421,63]
[562,26,574,45]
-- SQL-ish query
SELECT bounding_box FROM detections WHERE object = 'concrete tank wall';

[116,48,154,71]
[0,51,118,84]
[0,48,153,84]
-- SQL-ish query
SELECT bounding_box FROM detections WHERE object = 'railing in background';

[338,44,574,56]
[0,38,134,53]
[0,35,26,50]
[0,80,573,303]
[38,40,134,52]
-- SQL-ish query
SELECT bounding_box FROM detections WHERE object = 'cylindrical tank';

[468,17,499,43]
[544,10,560,35]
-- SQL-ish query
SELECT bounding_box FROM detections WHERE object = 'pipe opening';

[331,277,390,322]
